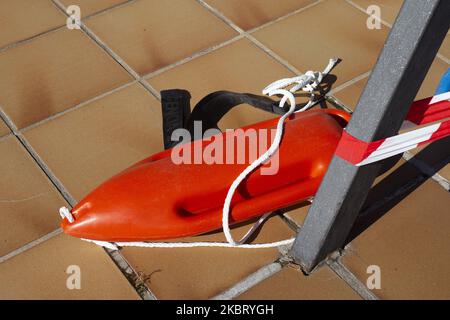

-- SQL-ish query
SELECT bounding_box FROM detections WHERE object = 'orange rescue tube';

[62,109,351,241]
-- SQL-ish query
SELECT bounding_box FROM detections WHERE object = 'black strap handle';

[186,90,285,136]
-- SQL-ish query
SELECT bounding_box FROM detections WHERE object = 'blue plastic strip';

[435,68,450,94]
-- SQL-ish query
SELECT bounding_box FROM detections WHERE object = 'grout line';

[328,71,371,95]
[0,132,13,143]
[197,0,376,98]
[0,0,137,54]
[277,208,377,299]
[196,0,301,75]
[0,229,63,264]
[196,0,244,34]
[51,0,161,101]
[1,105,156,300]
[21,80,138,133]
[143,35,245,79]
[211,261,284,300]
[345,0,391,27]
[196,0,444,299]
[246,35,301,75]
[81,0,138,20]
[0,107,76,206]
[436,53,450,65]
[5,0,369,133]
[324,95,355,113]
[0,0,441,300]
[246,0,324,34]
[279,212,302,232]
[105,248,157,300]
[50,0,159,300]
[0,25,67,54]
[345,0,450,65]
[327,259,380,300]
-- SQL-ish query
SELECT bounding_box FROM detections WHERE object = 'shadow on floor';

[346,136,450,244]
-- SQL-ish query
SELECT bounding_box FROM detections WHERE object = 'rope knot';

[262,58,338,112]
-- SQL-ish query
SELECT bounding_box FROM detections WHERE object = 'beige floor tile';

[281,202,311,227]
[0,0,65,49]
[237,265,360,299]
[61,0,130,16]
[342,179,450,299]
[351,0,402,25]
[332,78,367,111]
[121,215,294,299]
[85,0,236,75]
[0,136,66,257]
[206,0,317,30]
[0,120,10,137]
[333,58,449,110]
[0,28,132,129]
[252,0,389,86]
[24,83,162,201]
[0,234,139,299]
[439,36,450,60]
[147,39,294,130]
[351,0,450,61]
[286,157,418,230]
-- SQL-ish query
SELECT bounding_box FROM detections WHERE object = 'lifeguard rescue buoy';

[61,108,350,242]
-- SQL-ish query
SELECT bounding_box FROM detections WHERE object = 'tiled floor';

[0,121,9,137]
[0,0,448,300]
[343,179,450,299]
[0,234,139,299]
[121,216,294,300]
[0,136,66,257]
[236,266,360,300]
[24,83,163,200]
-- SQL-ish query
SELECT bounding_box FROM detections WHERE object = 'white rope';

[222,58,338,246]
[60,59,338,250]
[82,237,296,251]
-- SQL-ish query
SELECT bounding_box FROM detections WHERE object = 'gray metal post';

[291,0,450,272]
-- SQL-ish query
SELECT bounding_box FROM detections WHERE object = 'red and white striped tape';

[335,92,450,166]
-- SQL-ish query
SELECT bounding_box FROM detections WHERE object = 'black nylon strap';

[186,90,285,136]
